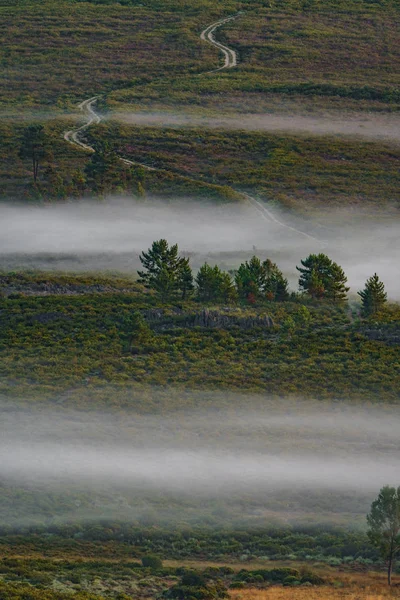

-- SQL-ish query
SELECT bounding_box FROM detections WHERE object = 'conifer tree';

[358,273,387,316]
[196,264,235,303]
[263,259,289,301]
[235,256,266,299]
[297,253,349,301]
[138,239,192,302]
[177,257,194,300]
[235,256,288,302]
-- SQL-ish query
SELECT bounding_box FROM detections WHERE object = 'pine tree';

[235,256,266,299]
[297,253,349,301]
[358,273,387,316]
[196,264,235,303]
[263,259,289,301]
[235,256,288,302]
[138,239,192,302]
[177,257,194,300]
[152,265,176,303]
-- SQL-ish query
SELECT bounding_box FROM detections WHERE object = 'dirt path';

[199,16,238,71]
[62,17,322,245]
[243,193,322,243]
[63,96,100,151]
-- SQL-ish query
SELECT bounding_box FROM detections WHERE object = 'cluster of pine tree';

[138,240,387,315]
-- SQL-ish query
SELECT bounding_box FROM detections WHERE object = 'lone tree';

[367,485,400,585]
[358,273,387,316]
[297,253,349,301]
[18,124,52,182]
[138,239,193,302]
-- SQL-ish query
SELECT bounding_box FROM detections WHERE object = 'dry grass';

[230,586,400,600]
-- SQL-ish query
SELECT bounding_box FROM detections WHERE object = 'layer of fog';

[113,110,400,144]
[1,200,399,297]
[2,400,400,492]
[2,396,400,526]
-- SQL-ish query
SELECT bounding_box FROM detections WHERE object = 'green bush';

[141,554,163,569]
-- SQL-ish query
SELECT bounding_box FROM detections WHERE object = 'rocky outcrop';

[142,307,274,330]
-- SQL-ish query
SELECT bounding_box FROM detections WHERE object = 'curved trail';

[63,97,101,151]
[199,16,238,71]
[63,16,322,245]
[243,193,322,244]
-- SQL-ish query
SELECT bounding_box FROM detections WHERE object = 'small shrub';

[141,555,162,569]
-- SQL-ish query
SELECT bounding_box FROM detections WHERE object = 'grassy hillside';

[0,272,398,401]
[1,0,399,208]
[2,0,399,112]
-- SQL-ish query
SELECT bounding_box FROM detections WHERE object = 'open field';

[230,586,400,599]
[0,550,398,599]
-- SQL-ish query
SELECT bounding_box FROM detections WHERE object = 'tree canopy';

[367,485,400,585]
[138,239,193,302]
[358,273,387,316]
[18,124,52,182]
[297,253,349,301]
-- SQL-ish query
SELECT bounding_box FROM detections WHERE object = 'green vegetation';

[18,125,52,183]
[0,266,398,401]
[138,239,194,301]
[1,0,399,211]
[0,557,330,600]
[358,274,388,316]
[235,257,289,302]
[86,123,400,213]
[296,254,349,301]
[196,263,236,303]
[367,485,400,586]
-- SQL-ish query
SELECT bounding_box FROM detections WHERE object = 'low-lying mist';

[113,110,400,144]
[0,199,399,297]
[1,395,399,528]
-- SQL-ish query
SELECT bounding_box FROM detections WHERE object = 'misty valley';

[1,0,400,598]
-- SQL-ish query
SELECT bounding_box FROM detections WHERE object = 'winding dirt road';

[63,16,321,244]
[200,16,238,71]
[63,96,100,151]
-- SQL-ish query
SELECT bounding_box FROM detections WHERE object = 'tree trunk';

[388,555,393,586]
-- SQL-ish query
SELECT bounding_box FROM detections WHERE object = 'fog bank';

[0,200,399,297]
[114,110,400,144]
[1,398,399,526]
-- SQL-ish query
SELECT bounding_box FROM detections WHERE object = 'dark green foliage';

[235,256,267,300]
[0,271,398,401]
[196,263,236,303]
[84,141,129,194]
[164,570,228,600]
[177,257,194,300]
[180,571,207,587]
[235,256,289,302]
[297,253,349,301]
[263,259,289,302]
[138,239,193,302]
[141,554,163,569]
[358,273,388,316]
[18,125,52,183]
[367,485,400,585]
